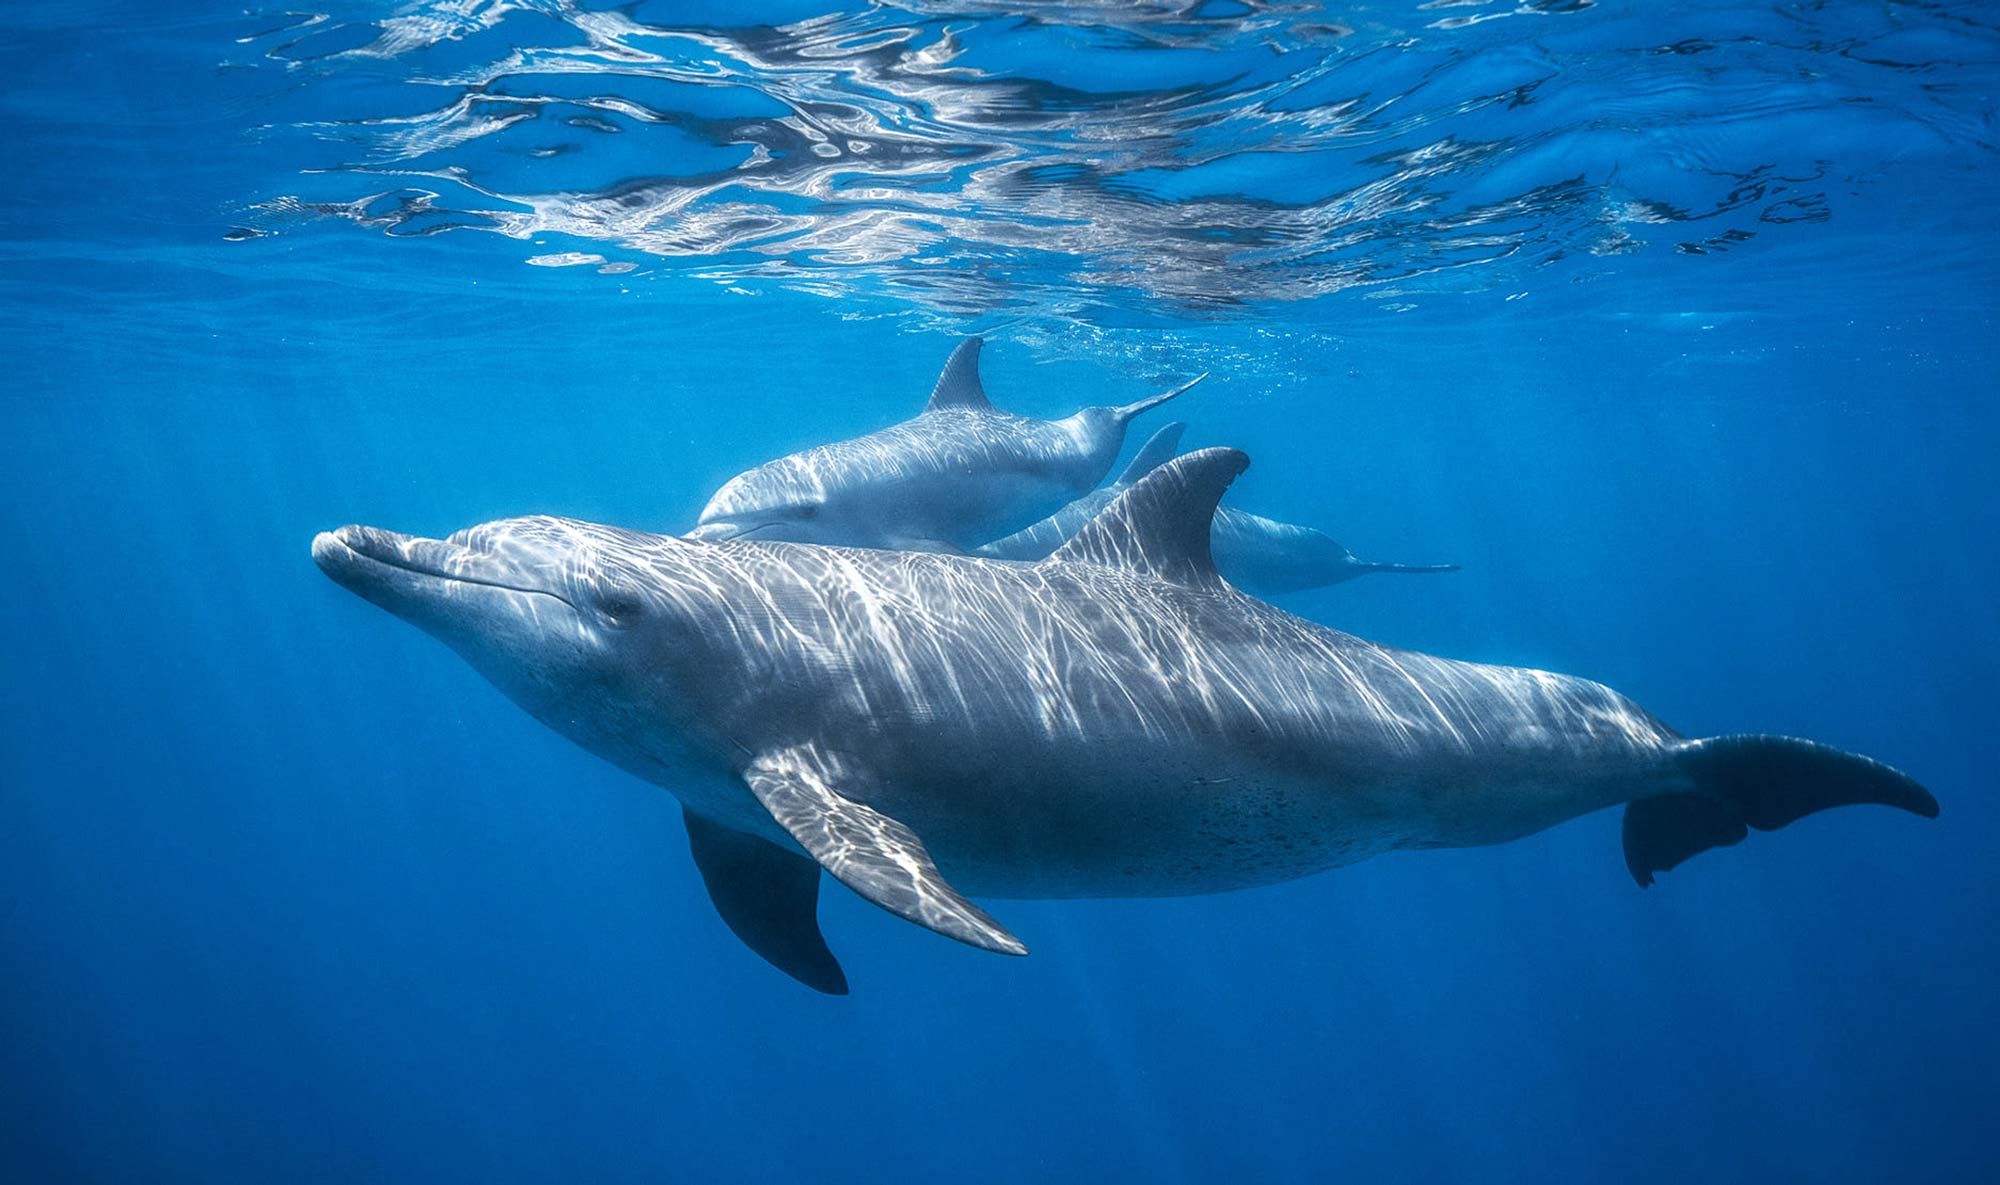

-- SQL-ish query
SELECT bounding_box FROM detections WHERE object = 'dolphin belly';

[798,683,1670,899]
[893,465,1099,550]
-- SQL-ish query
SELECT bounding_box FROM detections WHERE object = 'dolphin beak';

[313,525,457,613]
[313,524,406,581]
[313,523,569,621]
[688,519,792,543]
[313,518,593,658]
[1114,372,1207,423]
[313,524,457,585]
[685,520,747,542]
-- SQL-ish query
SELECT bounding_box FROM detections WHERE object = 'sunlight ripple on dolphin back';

[314,450,1938,994]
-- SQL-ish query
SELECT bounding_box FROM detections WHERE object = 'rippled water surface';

[214,0,1998,324]
[3,2,1997,1183]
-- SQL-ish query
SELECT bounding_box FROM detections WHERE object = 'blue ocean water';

[3,1,1996,1181]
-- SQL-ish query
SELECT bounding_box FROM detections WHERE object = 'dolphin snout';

[315,524,409,565]
[312,524,392,579]
[313,524,418,608]
[686,520,747,542]
[687,518,794,543]
[311,524,468,596]
[310,528,350,569]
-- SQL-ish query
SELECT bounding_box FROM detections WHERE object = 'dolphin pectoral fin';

[1623,735,1938,887]
[684,810,849,994]
[743,746,1029,957]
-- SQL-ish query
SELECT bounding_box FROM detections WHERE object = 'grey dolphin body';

[688,337,1202,551]
[977,423,1460,595]
[315,449,1936,994]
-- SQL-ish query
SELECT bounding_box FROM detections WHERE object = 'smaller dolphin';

[688,338,1203,551]
[976,423,1460,596]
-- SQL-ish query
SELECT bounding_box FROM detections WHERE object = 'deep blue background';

[3,3,1996,1183]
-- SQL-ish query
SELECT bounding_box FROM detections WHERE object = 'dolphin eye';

[595,590,645,623]
[793,504,821,520]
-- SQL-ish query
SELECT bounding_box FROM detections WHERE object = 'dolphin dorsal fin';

[1114,422,1187,486]
[1047,447,1248,588]
[925,338,992,412]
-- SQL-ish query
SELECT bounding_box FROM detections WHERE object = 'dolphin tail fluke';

[1352,560,1462,576]
[1114,373,1206,424]
[1622,735,1938,887]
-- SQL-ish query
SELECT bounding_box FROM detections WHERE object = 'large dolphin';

[314,449,1937,994]
[687,337,1203,551]
[976,423,1460,595]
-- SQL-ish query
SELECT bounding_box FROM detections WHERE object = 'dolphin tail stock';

[1351,560,1462,576]
[1113,373,1207,424]
[1622,735,1938,887]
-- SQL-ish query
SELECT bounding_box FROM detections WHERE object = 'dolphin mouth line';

[687,520,783,543]
[319,529,578,609]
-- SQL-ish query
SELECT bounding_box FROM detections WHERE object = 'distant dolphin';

[688,337,1203,551]
[977,423,1459,595]
[315,448,1936,994]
